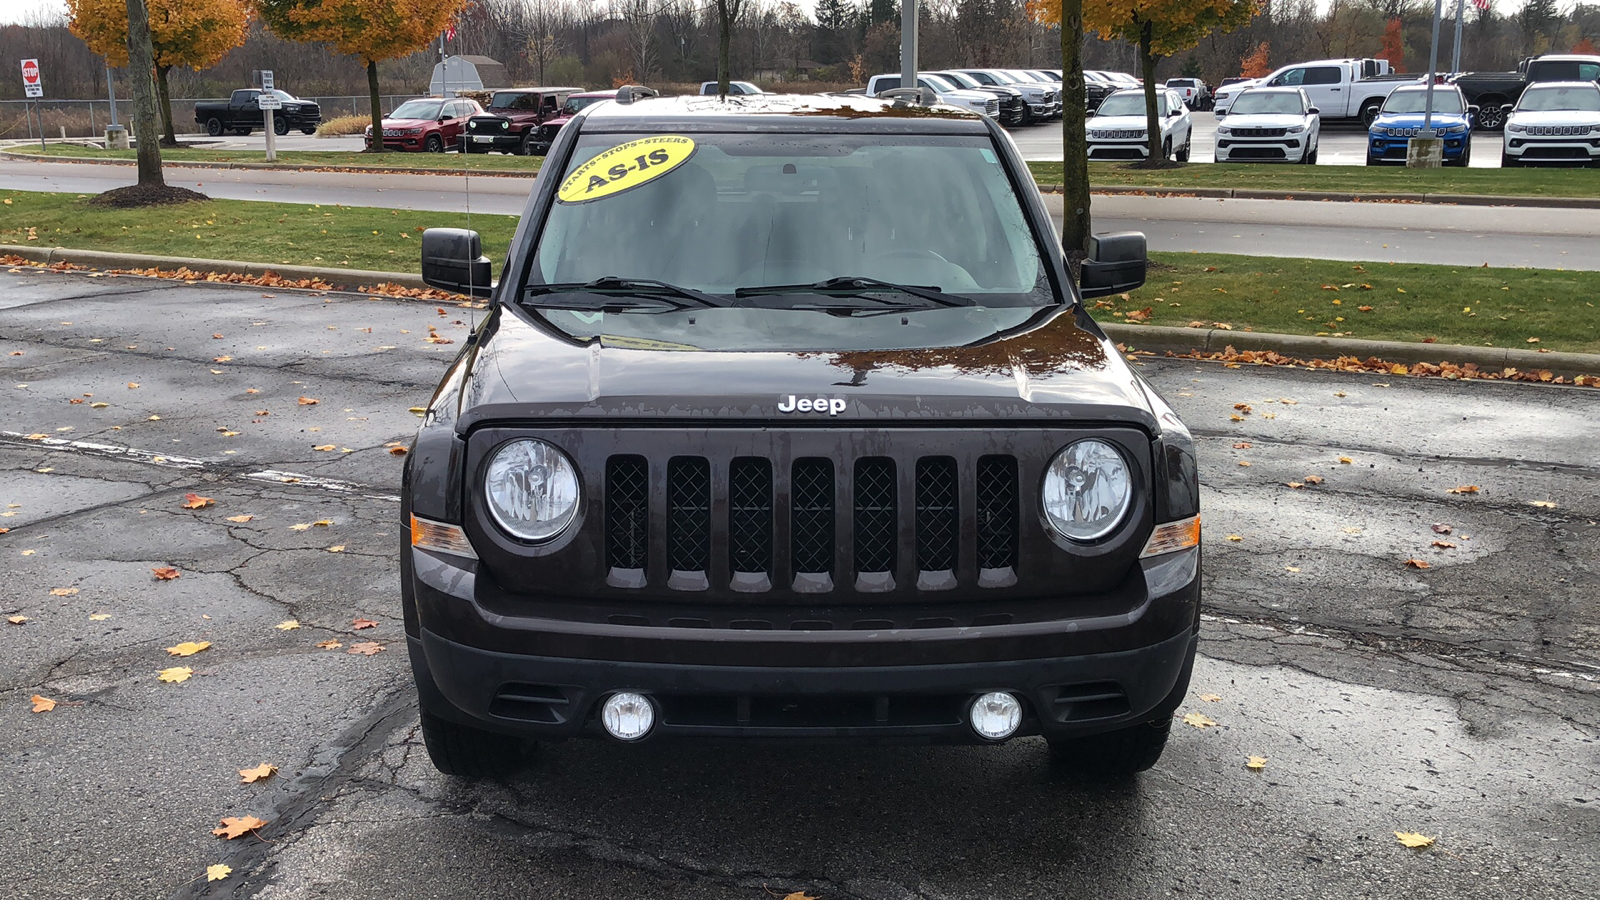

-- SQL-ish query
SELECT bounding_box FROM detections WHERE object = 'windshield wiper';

[524,277,732,308]
[735,276,975,307]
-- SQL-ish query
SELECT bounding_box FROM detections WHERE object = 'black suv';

[404,90,1201,780]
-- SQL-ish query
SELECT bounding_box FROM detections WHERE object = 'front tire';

[425,133,445,153]
[1360,101,1383,129]
[206,117,223,137]
[1501,150,1518,168]
[1305,142,1319,165]
[517,131,536,156]
[419,711,525,779]
[1161,137,1172,161]
[1175,134,1191,162]
[301,126,317,135]
[273,116,289,136]
[1049,718,1173,780]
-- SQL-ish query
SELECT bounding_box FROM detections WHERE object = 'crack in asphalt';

[1191,428,1600,480]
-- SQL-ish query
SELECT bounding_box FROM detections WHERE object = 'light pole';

[900,0,917,96]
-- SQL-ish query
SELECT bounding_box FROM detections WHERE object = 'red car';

[365,97,484,152]
[527,90,623,155]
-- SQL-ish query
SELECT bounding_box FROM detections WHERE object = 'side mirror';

[1079,232,1147,299]
[1501,103,1514,111]
[1214,108,1225,116]
[1307,106,1320,115]
[421,228,494,299]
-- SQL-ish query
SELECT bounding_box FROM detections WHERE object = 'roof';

[576,93,989,133]
[453,55,502,66]
[494,86,583,94]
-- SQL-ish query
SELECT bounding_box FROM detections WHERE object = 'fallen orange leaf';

[212,815,267,840]
[181,492,215,510]
[152,566,182,580]
[1405,558,1431,569]
[238,763,278,784]
[1447,485,1480,495]
[297,396,319,405]
[31,694,56,713]
[347,641,384,656]
[351,617,377,630]
[166,640,211,657]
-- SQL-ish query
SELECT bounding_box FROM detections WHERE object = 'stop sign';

[21,59,39,85]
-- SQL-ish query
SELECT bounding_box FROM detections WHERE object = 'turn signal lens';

[410,514,477,558]
[1140,514,1200,558]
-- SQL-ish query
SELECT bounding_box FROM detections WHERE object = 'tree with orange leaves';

[1379,18,1405,72]
[250,0,470,152]
[67,0,250,146]
[1238,41,1271,78]
[1081,0,1259,166]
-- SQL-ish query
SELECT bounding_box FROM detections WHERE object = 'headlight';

[1286,124,1307,133]
[1043,439,1132,542]
[1444,124,1467,134]
[484,439,581,541]
[1215,125,1231,135]
[500,119,510,130]
[1507,123,1526,133]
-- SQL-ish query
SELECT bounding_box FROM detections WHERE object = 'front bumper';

[1369,134,1469,162]
[1087,139,1150,160]
[466,132,521,151]
[408,545,1201,744]
[1216,136,1307,162]
[1503,136,1600,163]
[367,134,428,151]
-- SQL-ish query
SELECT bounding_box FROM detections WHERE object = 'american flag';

[445,25,457,42]
[1471,0,1488,10]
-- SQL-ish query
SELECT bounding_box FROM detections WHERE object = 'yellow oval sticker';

[556,136,697,204]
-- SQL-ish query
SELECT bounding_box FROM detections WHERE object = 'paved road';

[5,156,1598,271]
[2,270,1596,899]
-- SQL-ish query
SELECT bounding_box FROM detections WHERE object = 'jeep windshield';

[523,131,1055,351]
[1095,93,1166,117]
[1382,89,1464,115]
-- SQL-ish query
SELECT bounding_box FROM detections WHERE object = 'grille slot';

[605,456,648,583]
[915,457,958,576]
[976,455,1018,584]
[853,457,898,589]
[728,457,773,592]
[791,458,835,583]
[667,456,710,589]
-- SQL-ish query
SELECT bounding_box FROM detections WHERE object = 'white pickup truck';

[867,73,1000,119]
[1214,58,1417,127]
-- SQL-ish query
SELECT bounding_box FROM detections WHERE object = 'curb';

[0,149,540,179]
[1100,322,1600,379]
[1,244,427,291]
[6,244,1598,378]
[1035,183,1600,210]
[11,150,1598,209]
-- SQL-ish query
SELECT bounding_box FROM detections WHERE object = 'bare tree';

[714,0,747,96]
[526,0,571,84]
[615,0,659,80]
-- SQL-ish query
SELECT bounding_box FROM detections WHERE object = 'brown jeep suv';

[463,86,581,155]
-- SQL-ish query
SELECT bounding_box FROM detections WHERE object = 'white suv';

[1214,87,1320,163]
[1502,81,1600,167]
[1087,88,1193,162]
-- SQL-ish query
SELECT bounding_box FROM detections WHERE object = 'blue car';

[1367,84,1475,166]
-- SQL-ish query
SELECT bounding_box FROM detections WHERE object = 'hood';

[1215,80,1261,99]
[453,305,1157,431]
[1088,115,1152,131]
[1372,111,1469,130]
[1509,109,1600,127]
[1220,113,1310,128]
[381,117,438,129]
[542,114,575,128]
[938,88,993,104]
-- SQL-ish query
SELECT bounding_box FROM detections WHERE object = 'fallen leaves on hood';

[1404,558,1431,570]
[166,640,211,657]
[238,763,278,783]
[212,816,267,840]
[181,493,214,509]
[158,666,193,683]
[1394,831,1435,849]
[1181,712,1217,729]
[31,694,56,713]
[206,864,232,882]
[152,566,182,580]
[1245,756,1268,771]
[1447,485,1480,495]
[347,641,384,656]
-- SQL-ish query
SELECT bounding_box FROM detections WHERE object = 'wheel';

[1447,139,1471,167]
[1175,135,1191,162]
[206,117,223,137]
[1366,152,1380,166]
[301,126,317,135]
[1475,101,1506,131]
[1162,137,1172,161]
[1049,718,1172,780]
[424,133,445,153]
[419,710,525,778]
[1360,101,1383,129]
[1501,151,1518,168]
[273,116,289,136]
[1305,142,1318,165]
[517,131,536,155]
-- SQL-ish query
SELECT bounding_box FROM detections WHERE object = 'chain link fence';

[0,95,426,142]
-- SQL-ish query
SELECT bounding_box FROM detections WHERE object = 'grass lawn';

[0,190,519,275]
[8,145,544,174]
[1026,161,1600,200]
[1098,252,1600,354]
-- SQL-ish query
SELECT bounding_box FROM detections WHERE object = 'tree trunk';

[1139,22,1163,167]
[718,3,732,98]
[1059,0,1090,263]
[366,59,384,153]
[124,0,164,186]
[156,64,177,147]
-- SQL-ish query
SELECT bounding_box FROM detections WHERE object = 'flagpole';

[1451,0,1464,76]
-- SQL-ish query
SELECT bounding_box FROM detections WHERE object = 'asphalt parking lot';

[3,268,1598,899]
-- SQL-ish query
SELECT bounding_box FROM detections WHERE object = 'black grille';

[1229,146,1287,159]
[1232,127,1287,138]
[667,456,710,572]
[728,458,773,575]
[853,457,898,574]
[605,455,648,570]
[976,456,1018,570]
[791,458,835,574]
[915,457,958,572]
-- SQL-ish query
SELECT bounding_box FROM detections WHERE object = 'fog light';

[600,692,655,741]
[969,691,1022,740]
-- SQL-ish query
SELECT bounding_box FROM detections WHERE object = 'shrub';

[316,115,370,137]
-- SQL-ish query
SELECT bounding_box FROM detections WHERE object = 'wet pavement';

[1,269,1596,899]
